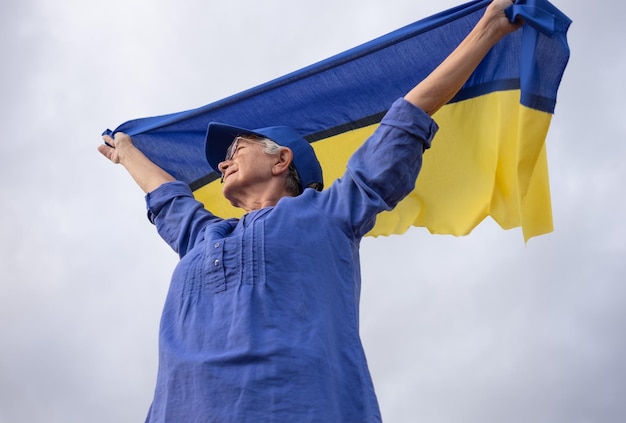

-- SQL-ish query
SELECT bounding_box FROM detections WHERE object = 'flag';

[103,0,571,242]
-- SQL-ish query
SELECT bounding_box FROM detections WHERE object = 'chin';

[221,184,237,206]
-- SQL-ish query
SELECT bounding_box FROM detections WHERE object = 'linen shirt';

[144,98,438,422]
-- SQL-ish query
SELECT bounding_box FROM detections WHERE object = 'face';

[217,137,277,201]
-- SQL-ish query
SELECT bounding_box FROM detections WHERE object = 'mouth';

[221,170,236,183]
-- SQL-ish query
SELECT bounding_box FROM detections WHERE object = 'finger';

[97,142,113,156]
[97,143,119,163]
[97,143,111,157]
[102,134,115,148]
[113,131,132,145]
[111,132,135,150]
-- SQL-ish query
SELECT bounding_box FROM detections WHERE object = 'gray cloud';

[1,0,624,422]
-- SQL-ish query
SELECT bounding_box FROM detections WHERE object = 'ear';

[271,147,293,176]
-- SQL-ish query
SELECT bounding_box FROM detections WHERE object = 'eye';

[226,145,243,161]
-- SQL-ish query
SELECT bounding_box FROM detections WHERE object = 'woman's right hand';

[98,132,134,164]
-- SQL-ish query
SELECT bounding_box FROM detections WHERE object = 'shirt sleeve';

[146,181,223,258]
[319,98,439,238]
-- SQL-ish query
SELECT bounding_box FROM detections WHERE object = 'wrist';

[474,16,508,46]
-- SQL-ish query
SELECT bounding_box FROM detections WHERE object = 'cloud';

[1,0,625,422]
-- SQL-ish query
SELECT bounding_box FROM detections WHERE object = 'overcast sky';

[1,0,625,422]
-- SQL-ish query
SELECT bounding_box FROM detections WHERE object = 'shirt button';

[214,242,220,248]
[213,259,220,266]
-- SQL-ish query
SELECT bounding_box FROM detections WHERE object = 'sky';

[1,0,625,422]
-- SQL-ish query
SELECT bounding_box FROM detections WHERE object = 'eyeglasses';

[224,137,243,162]
[220,136,252,183]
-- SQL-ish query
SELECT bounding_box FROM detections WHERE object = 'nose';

[217,160,230,173]
[217,160,230,183]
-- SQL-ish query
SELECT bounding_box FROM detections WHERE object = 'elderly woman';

[98,1,520,421]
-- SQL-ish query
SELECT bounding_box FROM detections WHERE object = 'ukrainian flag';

[103,0,571,242]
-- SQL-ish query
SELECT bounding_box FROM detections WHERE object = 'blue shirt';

[144,98,437,422]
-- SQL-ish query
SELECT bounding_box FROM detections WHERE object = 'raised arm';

[405,0,522,115]
[98,132,176,193]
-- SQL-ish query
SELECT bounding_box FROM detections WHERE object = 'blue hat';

[205,123,323,190]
